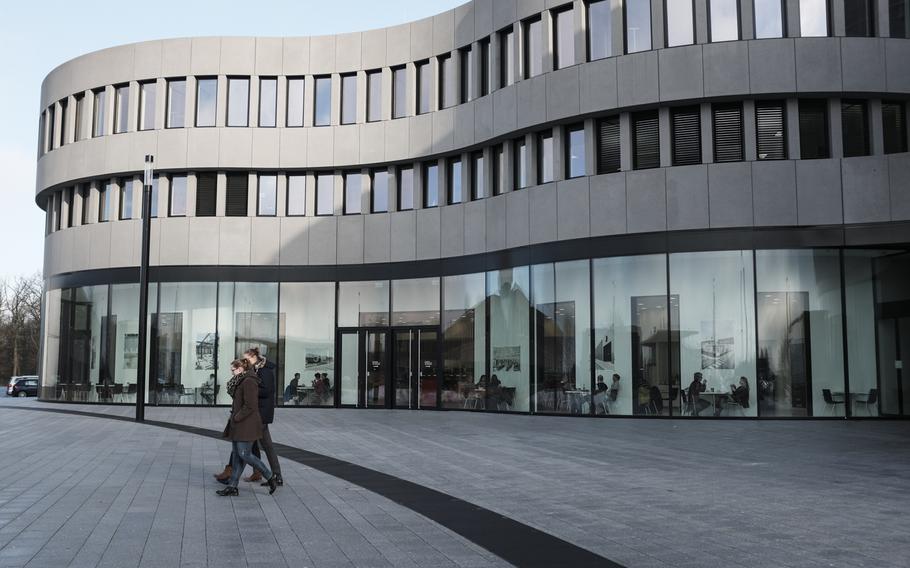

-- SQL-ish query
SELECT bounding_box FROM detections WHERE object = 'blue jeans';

[227,441,272,488]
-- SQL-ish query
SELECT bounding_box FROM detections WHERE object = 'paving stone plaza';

[1,396,908,568]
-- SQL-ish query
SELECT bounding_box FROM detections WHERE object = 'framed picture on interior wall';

[700,320,735,370]
[493,346,521,372]
[194,332,216,370]
[123,333,139,369]
[305,345,334,370]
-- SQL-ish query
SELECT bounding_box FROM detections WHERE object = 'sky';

[0,0,465,281]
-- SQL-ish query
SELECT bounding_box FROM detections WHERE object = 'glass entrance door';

[337,329,390,407]
[392,328,440,409]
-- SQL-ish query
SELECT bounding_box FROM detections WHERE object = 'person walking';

[243,347,284,487]
[216,358,279,497]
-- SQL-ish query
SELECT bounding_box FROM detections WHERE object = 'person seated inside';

[475,374,489,389]
[595,375,608,393]
[712,376,750,416]
[488,374,503,409]
[610,374,621,398]
[687,372,710,416]
[322,374,333,403]
[284,372,300,403]
[637,382,651,414]
[312,372,324,402]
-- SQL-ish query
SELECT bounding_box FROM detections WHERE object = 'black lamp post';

[135,154,154,422]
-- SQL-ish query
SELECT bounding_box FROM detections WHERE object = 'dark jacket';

[732,385,750,408]
[256,359,277,424]
[223,372,263,442]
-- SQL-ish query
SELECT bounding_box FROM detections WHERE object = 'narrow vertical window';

[710,0,741,41]
[367,70,382,122]
[713,103,744,162]
[74,93,85,141]
[523,16,543,78]
[341,73,357,125]
[493,144,505,195]
[149,178,159,219]
[460,46,474,103]
[80,186,90,225]
[424,163,439,207]
[891,0,909,38]
[841,100,870,157]
[800,0,829,36]
[286,77,305,127]
[597,116,621,174]
[554,6,575,70]
[671,106,702,166]
[883,101,908,154]
[92,88,106,137]
[46,106,55,151]
[632,110,660,170]
[344,172,362,214]
[286,175,306,216]
[798,99,829,159]
[754,0,785,38]
[472,151,485,200]
[99,182,113,222]
[314,76,331,126]
[167,78,186,128]
[755,101,787,160]
[114,84,129,134]
[258,175,277,216]
[225,173,248,217]
[439,54,456,109]
[417,61,431,114]
[844,0,875,36]
[566,124,586,178]
[479,38,492,96]
[259,77,277,127]
[588,0,612,60]
[59,99,68,146]
[139,81,156,131]
[667,0,695,46]
[398,167,415,210]
[316,173,334,215]
[196,173,217,217]
[514,138,528,189]
[448,158,463,204]
[119,180,133,220]
[625,0,652,53]
[538,131,554,183]
[170,175,187,217]
[67,187,75,228]
[195,77,217,127]
[372,169,389,213]
[499,28,515,87]
[227,77,249,127]
[392,66,407,119]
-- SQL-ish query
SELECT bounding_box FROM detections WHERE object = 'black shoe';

[266,474,279,495]
[261,473,283,487]
[217,476,230,485]
[216,486,238,497]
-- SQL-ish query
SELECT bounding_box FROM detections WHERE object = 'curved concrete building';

[36,0,910,418]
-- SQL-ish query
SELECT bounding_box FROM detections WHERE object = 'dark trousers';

[225,425,281,476]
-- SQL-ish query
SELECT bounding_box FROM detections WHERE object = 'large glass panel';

[287,175,306,216]
[341,73,357,124]
[170,175,187,217]
[279,282,335,407]
[259,77,277,127]
[538,131,554,184]
[216,282,279,405]
[392,277,440,326]
[754,0,784,38]
[800,0,829,36]
[287,77,305,127]
[366,331,388,408]
[153,282,218,405]
[443,273,487,409]
[671,250,756,417]
[424,163,439,208]
[554,6,575,69]
[167,79,186,128]
[372,169,389,213]
[533,261,591,415]
[40,289,62,399]
[625,0,652,53]
[367,70,382,122]
[106,284,138,403]
[500,28,515,87]
[488,266,531,412]
[448,158,462,204]
[523,17,543,78]
[92,89,106,137]
[417,61,431,114]
[139,82,156,131]
[667,0,695,46]
[567,125,586,178]
[710,0,740,41]
[588,0,612,60]
[392,66,407,118]
[316,173,334,216]
[339,332,359,405]
[67,285,107,401]
[593,254,670,416]
[344,172,362,215]
[195,78,217,127]
[258,175,277,216]
[338,281,390,327]
[755,250,845,417]
[398,166,415,210]
[314,76,331,126]
[114,85,129,134]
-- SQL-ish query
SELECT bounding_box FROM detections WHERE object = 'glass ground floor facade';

[39,246,910,418]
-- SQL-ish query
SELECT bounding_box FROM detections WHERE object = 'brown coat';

[222,372,263,442]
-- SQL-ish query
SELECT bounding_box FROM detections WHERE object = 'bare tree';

[0,273,42,380]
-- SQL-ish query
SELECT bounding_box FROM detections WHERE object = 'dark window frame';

[340,73,358,125]
[565,123,587,179]
[118,179,132,220]
[538,130,554,184]
[664,0,697,47]
[343,171,362,215]
[798,99,830,160]
[286,174,307,217]
[755,100,788,160]
[882,100,908,154]
[169,174,188,218]
[712,102,745,163]
[423,162,440,208]
[366,69,383,122]
[194,76,218,128]
[671,105,703,166]
[257,174,278,217]
[225,76,251,127]
[371,169,390,213]
[315,173,335,216]
[552,4,576,70]
[753,0,787,38]
[313,75,332,127]
[416,60,431,115]
[707,0,743,42]
[286,76,306,127]
[623,0,653,53]
[632,110,661,170]
[522,15,544,80]
[841,99,871,158]
[398,166,415,211]
[448,157,463,205]
[258,76,278,128]
[165,77,187,129]
[844,0,876,37]
[392,66,408,119]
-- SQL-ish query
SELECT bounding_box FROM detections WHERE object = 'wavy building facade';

[36,0,910,418]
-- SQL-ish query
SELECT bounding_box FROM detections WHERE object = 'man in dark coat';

[244,347,283,486]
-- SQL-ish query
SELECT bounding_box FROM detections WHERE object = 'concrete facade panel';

[626,169,667,233]
[796,159,843,225]
[751,160,798,227]
[842,156,890,224]
[666,165,710,231]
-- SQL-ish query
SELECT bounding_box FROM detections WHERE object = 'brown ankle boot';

[243,471,263,482]
[214,465,232,481]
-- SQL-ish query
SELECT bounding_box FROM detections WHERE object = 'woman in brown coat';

[216,359,279,496]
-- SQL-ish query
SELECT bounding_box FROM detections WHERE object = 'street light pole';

[136,154,154,422]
